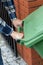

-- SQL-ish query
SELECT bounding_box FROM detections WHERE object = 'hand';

[12,19,22,28]
[10,31,24,40]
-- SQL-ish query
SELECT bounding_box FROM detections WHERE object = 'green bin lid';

[19,6,43,47]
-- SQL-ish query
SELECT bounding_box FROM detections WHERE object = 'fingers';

[12,19,22,28]
[10,31,24,40]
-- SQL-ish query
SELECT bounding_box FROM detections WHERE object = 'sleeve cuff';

[11,18,17,22]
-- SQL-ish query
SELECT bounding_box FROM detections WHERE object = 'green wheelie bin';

[18,6,43,58]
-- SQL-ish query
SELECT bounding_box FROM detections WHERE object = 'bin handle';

[17,21,24,43]
[17,21,24,32]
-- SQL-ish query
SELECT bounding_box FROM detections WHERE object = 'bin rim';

[20,31,43,47]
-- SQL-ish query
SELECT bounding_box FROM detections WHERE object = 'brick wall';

[14,0,43,19]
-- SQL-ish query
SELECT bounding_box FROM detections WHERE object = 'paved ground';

[0,34,28,65]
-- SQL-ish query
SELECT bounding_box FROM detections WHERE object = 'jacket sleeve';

[0,2,13,36]
[5,0,16,20]
[1,0,16,21]
[0,2,12,25]
[0,18,13,36]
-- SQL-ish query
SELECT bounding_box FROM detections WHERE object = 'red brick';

[19,0,43,8]
[17,44,23,57]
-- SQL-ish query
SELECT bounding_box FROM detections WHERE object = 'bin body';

[33,40,43,58]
